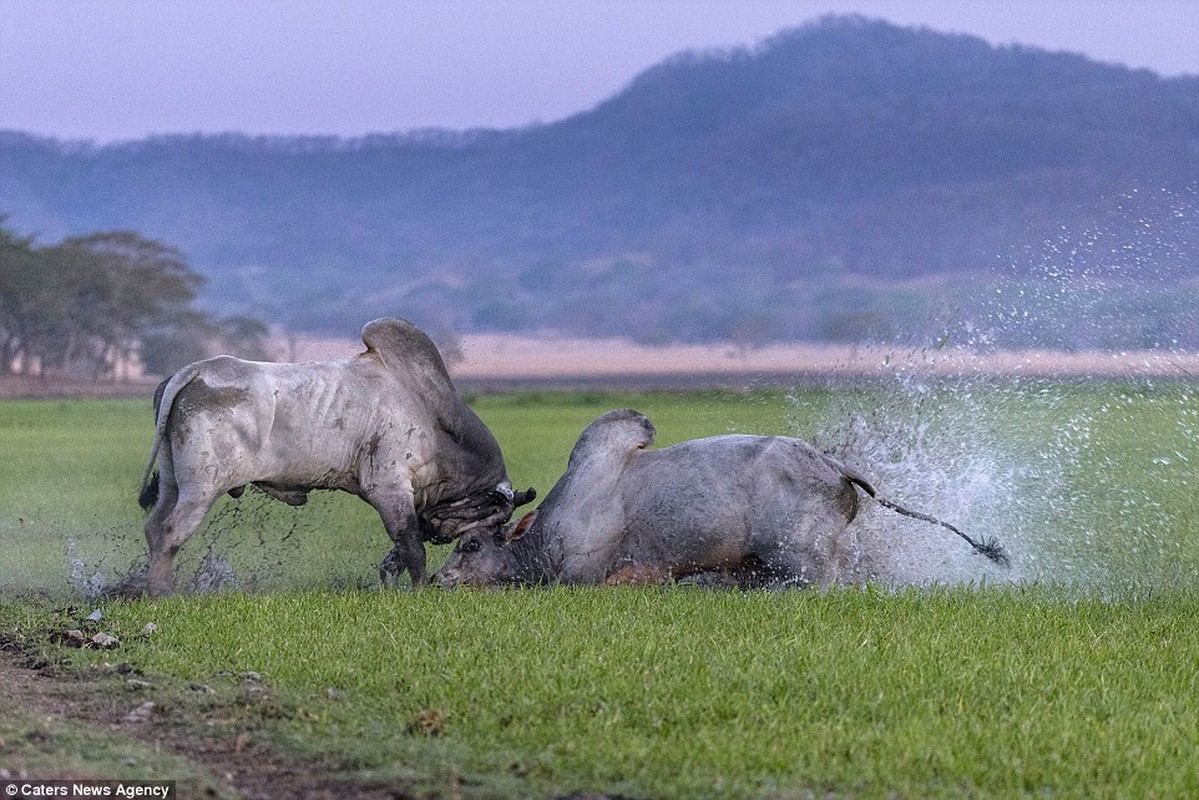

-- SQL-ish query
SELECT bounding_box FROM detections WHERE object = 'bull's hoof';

[101,565,152,600]
[378,550,404,588]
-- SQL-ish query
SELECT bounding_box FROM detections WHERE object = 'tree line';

[0,217,270,379]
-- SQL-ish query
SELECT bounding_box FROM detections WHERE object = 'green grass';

[13,585,1199,797]
[0,400,149,594]
[0,388,828,595]
[2,384,1199,796]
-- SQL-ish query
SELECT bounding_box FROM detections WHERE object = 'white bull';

[137,318,533,595]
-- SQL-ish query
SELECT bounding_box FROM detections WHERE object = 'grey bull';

[434,409,1008,589]
[137,318,533,595]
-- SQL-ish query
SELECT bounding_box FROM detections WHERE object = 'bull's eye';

[459,538,481,554]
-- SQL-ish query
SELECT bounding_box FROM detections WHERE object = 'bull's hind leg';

[143,456,179,595]
[752,518,845,590]
[145,481,221,596]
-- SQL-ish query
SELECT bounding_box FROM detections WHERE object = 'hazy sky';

[3,0,1197,143]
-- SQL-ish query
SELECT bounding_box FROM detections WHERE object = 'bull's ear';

[507,510,538,542]
[513,487,537,507]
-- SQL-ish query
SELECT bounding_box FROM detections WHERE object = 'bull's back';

[167,356,403,487]
[617,436,856,562]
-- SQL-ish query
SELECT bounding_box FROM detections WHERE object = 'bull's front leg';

[369,497,428,588]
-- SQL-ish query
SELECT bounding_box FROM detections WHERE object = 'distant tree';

[0,219,42,372]
[729,311,778,355]
[41,232,203,377]
[140,313,275,375]
[139,311,216,376]
[0,218,271,379]
[214,314,273,360]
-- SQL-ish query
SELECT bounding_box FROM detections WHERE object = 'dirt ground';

[0,633,408,798]
[0,626,627,799]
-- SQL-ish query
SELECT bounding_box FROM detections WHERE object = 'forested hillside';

[2,15,1197,349]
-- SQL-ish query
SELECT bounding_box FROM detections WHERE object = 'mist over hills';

[2,15,1197,349]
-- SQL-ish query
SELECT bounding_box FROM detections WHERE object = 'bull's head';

[420,481,536,545]
[433,509,539,588]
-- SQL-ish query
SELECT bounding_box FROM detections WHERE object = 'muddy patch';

[0,631,407,798]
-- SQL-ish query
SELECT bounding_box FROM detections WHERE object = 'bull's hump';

[360,318,451,382]
[570,409,655,466]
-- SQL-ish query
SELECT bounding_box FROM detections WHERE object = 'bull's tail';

[137,370,198,512]
[138,471,160,510]
[843,470,1010,568]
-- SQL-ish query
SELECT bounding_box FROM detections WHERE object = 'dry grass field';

[301,333,1199,383]
[5,334,1197,400]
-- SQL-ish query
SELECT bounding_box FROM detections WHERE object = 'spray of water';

[799,192,1198,595]
[50,192,1197,599]
[168,490,385,594]
[58,487,384,600]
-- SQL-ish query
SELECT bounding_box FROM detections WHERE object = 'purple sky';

[3,0,1197,143]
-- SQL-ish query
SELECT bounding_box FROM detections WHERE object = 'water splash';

[66,540,112,600]
[173,488,384,593]
[190,545,238,594]
[799,193,1199,595]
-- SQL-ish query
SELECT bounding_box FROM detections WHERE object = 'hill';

[2,15,1197,349]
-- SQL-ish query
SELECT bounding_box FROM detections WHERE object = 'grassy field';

[0,389,834,595]
[2,382,1198,797]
